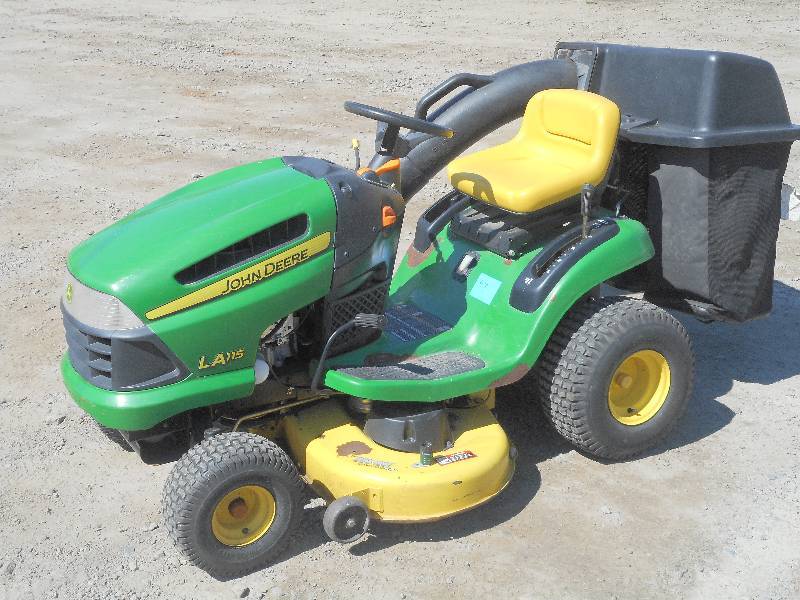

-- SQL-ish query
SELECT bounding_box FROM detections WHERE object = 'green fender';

[515,218,654,370]
[325,217,654,400]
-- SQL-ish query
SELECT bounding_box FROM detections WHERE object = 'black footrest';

[336,351,485,382]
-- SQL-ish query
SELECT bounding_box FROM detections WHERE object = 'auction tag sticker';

[469,274,502,305]
[435,450,477,466]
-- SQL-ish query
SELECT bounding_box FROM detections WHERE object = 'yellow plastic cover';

[447,89,620,213]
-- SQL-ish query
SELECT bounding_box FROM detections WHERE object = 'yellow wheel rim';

[608,350,671,426]
[211,485,276,547]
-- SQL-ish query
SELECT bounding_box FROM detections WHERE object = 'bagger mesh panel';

[175,214,308,284]
[323,280,389,356]
[644,142,790,322]
[604,142,651,293]
[705,143,789,320]
[613,141,650,223]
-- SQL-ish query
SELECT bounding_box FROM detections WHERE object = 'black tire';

[322,496,370,543]
[536,297,693,460]
[162,432,304,579]
[95,421,133,451]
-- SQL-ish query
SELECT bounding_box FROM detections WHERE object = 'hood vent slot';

[175,214,308,285]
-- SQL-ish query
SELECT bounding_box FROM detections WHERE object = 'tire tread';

[162,432,303,578]
[535,296,693,460]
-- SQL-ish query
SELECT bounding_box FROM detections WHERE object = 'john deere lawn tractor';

[61,42,800,577]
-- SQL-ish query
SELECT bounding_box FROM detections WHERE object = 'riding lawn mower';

[61,42,800,577]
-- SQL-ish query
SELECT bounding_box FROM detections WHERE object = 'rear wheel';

[162,432,304,578]
[536,297,693,460]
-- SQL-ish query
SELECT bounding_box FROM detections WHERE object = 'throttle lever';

[454,251,480,280]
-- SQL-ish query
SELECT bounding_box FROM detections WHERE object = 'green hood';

[68,157,335,318]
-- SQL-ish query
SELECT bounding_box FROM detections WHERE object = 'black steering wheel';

[344,101,454,139]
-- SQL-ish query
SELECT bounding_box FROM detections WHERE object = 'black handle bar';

[414,72,495,120]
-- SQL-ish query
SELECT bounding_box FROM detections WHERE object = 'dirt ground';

[2,1,800,598]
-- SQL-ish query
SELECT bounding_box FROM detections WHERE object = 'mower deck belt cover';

[283,401,514,521]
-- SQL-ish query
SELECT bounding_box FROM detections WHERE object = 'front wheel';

[162,432,304,578]
[536,297,693,460]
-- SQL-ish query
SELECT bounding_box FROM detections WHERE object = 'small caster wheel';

[323,496,370,543]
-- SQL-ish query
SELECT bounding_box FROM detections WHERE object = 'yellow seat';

[447,89,621,213]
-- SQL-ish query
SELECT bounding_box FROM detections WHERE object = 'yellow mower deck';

[283,401,514,522]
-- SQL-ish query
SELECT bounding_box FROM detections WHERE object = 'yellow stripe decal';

[146,231,331,320]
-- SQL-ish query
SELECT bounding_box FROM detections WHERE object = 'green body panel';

[150,244,333,378]
[62,355,254,430]
[67,158,336,376]
[324,217,654,401]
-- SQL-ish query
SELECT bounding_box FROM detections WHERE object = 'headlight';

[62,271,144,331]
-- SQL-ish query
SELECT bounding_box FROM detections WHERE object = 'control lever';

[351,138,361,170]
[581,183,595,239]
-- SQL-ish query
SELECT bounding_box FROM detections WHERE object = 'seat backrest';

[515,89,620,185]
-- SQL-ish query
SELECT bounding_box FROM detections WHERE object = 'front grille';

[63,307,187,391]
[64,314,114,389]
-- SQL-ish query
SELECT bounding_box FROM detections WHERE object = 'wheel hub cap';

[211,485,276,547]
[608,350,671,426]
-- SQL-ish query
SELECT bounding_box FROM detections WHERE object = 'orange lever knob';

[382,206,397,228]
[374,159,401,176]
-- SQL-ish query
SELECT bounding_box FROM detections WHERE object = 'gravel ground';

[1,1,799,599]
